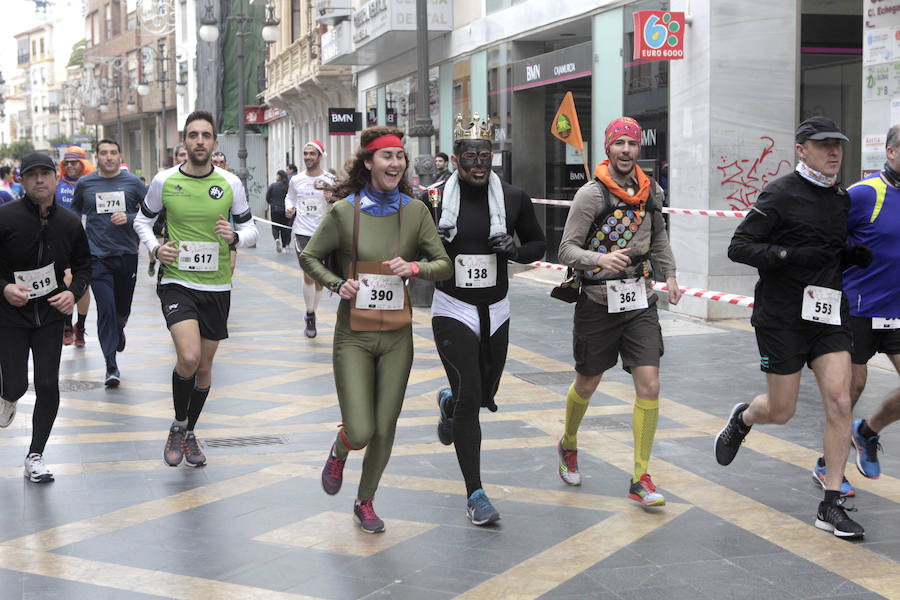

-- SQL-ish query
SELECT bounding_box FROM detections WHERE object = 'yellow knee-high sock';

[632,396,659,483]
[562,383,590,450]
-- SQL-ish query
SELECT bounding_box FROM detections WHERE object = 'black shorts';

[755,324,851,374]
[572,295,663,376]
[157,284,230,341]
[849,316,900,364]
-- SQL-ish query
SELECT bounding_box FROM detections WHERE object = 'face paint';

[454,140,492,187]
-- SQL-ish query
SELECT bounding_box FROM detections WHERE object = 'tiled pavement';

[1,235,899,599]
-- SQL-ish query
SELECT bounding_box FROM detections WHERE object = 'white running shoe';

[24,453,54,483]
[275,238,283,253]
[0,399,16,428]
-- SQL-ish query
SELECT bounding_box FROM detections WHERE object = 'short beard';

[609,157,634,179]
[189,152,209,168]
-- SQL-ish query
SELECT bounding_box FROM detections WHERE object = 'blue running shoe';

[851,419,881,479]
[812,457,854,497]
[437,387,454,446]
[466,489,500,526]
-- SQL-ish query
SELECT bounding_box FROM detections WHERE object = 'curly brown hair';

[328,126,413,201]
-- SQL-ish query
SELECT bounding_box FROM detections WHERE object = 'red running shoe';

[321,443,346,495]
[628,473,666,507]
[353,498,385,533]
[63,325,74,346]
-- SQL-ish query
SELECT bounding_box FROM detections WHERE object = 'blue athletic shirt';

[55,176,78,210]
[844,173,900,318]
[70,170,146,257]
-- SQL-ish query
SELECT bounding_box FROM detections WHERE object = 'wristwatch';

[229,231,240,251]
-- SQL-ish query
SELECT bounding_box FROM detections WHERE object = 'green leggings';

[331,307,413,501]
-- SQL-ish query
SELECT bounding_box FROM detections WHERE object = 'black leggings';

[432,316,509,497]
[0,320,65,454]
[270,209,292,246]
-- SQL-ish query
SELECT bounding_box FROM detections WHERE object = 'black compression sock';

[187,387,210,431]
[172,370,196,422]
[76,313,87,328]
[824,489,841,504]
[65,314,72,327]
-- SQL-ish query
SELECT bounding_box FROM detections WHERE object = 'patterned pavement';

[0,235,898,600]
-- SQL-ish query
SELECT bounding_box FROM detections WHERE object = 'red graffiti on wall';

[717,137,792,210]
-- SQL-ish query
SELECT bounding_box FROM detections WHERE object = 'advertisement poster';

[860,1,900,180]
[632,11,685,61]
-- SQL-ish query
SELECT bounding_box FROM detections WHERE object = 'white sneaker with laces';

[24,453,54,483]
[0,399,16,428]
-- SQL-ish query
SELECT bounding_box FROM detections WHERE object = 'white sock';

[303,281,316,313]
[313,288,323,312]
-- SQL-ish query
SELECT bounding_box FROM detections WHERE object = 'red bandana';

[604,117,642,156]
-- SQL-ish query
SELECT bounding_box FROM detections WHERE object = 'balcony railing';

[264,32,350,102]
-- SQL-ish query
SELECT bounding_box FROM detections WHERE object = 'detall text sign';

[633,11,685,61]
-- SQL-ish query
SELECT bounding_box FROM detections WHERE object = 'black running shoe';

[714,402,751,466]
[304,313,317,338]
[436,388,454,445]
[815,497,865,538]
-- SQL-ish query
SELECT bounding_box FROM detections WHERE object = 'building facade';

[308,0,875,320]
[82,0,177,177]
[13,19,82,153]
[263,0,355,179]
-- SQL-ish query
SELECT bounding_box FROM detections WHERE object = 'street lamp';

[198,0,279,196]
[137,39,185,169]
[261,4,280,44]
[85,59,126,143]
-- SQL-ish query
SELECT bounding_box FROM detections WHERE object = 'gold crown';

[453,113,492,142]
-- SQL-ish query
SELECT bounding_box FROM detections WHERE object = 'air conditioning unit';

[316,0,353,26]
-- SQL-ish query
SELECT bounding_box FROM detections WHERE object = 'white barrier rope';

[529,197,747,218]
[254,215,293,229]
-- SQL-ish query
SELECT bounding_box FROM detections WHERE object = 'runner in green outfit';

[134,110,259,468]
[300,126,451,533]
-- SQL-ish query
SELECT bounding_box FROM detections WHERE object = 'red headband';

[366,134,403,152]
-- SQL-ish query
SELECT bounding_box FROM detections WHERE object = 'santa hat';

[305,140,326,157]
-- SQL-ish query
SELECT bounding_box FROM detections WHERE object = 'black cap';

[19,152,57,176]
[795,117,849,144]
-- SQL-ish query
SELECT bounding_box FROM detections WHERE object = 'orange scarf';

[594,160,650,206]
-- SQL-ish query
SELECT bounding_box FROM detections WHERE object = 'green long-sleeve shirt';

[299,197,452,289]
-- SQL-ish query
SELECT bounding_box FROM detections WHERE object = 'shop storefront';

[338,0,869,317]
[509,42,593,261]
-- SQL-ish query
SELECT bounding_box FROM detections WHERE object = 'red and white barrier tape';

[530,197,746,218]
[531,198,574,207]
[650,281,754,308]
[525,260,754,308]
[530,260,569,272]
[662,208,746,218]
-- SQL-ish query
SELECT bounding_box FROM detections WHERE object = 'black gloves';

[841,244,873,269]
[437,225,453,242]
[782,246,834,269]
[488,233,518,259]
